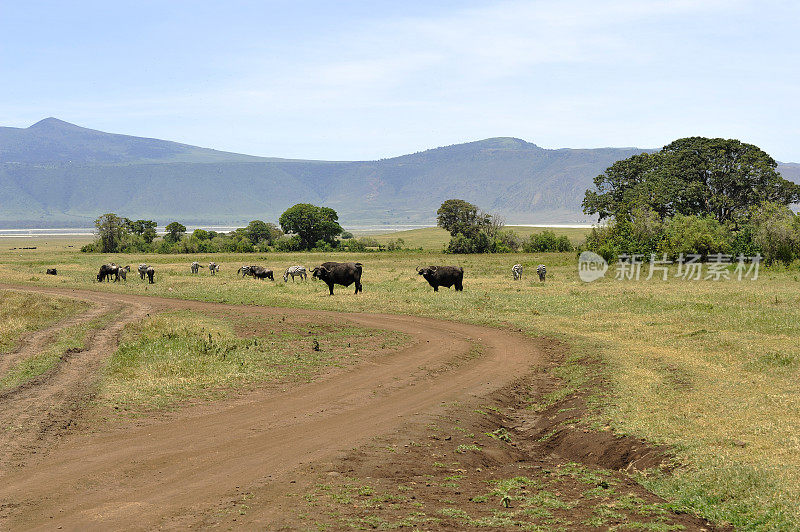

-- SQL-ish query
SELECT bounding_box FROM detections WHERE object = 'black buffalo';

[416,265,463,292]
[312,262,363,295]
[46,268,57,275]
[146,266,155,284]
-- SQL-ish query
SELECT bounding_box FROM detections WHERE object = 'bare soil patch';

[0,284,726,530]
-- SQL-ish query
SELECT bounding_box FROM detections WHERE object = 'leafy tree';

[279,204,343,250]
[437,199,487,237]
[583,137,800,223]
[127,219,158,243]
[164,221,186,243]
[522,230,573,253]
[192,229,210,240]
[245,220,279,244]
[94,213,127,253]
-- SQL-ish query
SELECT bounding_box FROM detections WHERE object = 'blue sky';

[1,0,798,161]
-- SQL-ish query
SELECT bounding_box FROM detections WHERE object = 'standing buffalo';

[138,263,149,280]
[46,268,57,275]
[311,262,363,295]
[416,266,463,292]
[146,266,155,284]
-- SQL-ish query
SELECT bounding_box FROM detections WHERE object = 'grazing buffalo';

[536,264,547,282]
[311,262,363,295]
[46,268,57,275]
[209,262,220,275]
[190,261,204,274]
[146,266,155,284]
[416,265,464,292]
[512,264,523,280]
[138,263,149,280]
[97,263,118,282]
[249,266,274,280]
[284,265,307,282]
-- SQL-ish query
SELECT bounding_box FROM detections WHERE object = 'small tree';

[164,222,186,244]
[94,213,127,253]
[279,204,343,250]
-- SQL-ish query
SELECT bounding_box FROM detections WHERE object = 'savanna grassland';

[1,230,799,529]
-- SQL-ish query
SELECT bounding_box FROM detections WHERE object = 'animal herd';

[86,260,548,294]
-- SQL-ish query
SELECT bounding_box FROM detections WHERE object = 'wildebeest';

[311,262,363,295]
[138,263,149,280]
[115,265,131,282]
[284,265,307,282]
[250,266,274,280]
[97,263,118,282]
[536,264,547,282]
[512,264,523,280]
[146,266,155,284]
[209,262,220,275]
[46,268,57,275]
[190,261,204,274]
[416,265,464,292]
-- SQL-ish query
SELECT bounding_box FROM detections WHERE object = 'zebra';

[237,265,251,277]
[138,263,149,280]
[536,264,547,282]
[284,265,307,282]
[209,262,220,275]
[115,265,131,282]
[512,264,523,280]
[190,261,204,274]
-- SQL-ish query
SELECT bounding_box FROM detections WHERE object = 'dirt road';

[0,284,544,530]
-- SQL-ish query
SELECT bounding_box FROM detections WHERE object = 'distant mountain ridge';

[0,118,797,227]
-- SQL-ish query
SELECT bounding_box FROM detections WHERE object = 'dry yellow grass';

[0,242,798,527]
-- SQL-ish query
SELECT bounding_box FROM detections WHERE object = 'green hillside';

[1,119,797,227]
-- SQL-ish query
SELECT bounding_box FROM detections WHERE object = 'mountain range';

[1,118,798,227]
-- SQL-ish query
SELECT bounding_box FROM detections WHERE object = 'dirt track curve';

[0,284,544,530]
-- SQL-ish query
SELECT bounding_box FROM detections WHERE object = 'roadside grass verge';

[0,310,118,392]
[0,290,89,354]
[98,310,408,411]
[2,245,800,528]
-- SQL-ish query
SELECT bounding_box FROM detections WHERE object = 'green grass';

[0,291,89,354]
[99,309,407,411]
[1,241,799,528]
[0,309,117,391]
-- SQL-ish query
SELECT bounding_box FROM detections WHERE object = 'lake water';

[0,223,596,238]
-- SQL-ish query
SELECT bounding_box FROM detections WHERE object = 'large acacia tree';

[583,137,800,223]
[279,203,343,249]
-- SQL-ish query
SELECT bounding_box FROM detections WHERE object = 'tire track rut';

[0,284,544,530]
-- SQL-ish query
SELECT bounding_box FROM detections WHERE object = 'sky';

[1,0,798,161]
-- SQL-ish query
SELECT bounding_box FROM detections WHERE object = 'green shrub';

[523,230,573,253]
[658,214,731,258]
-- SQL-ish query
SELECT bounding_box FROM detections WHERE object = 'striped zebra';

[208,262,220,275]
[511,264,523,280]
[536,264,547,282]
[237,265,251,277]
[190,261,204,274]
[284,265,307,282]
